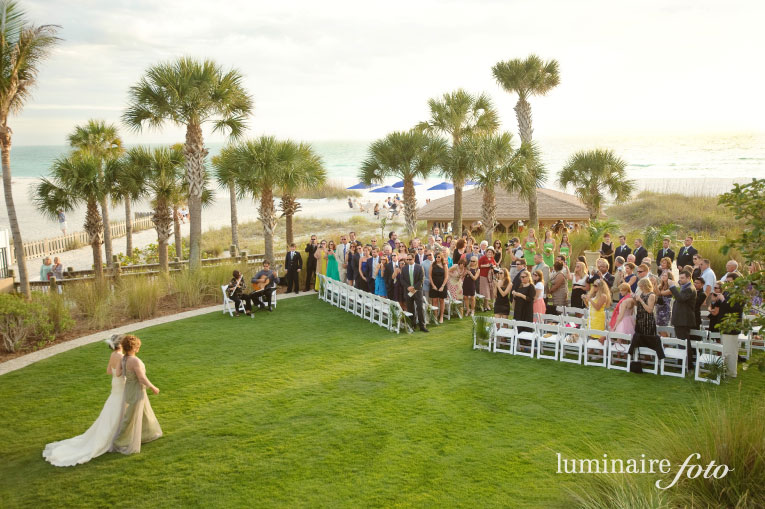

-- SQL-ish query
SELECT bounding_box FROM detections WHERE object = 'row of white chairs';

[473,315,728,384]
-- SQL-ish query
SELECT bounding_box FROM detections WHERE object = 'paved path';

[0,291,313,377]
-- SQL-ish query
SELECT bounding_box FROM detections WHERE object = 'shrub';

[31,292,74,336]
[170,269,215,308]
[0,294,55,353]
[118,276,164,320]
[67,280,115,329]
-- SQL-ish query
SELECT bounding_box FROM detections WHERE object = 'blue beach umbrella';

[427,181,454,191]
[370,185,401,193]
[347,182,372,190]
[392,179,422,188]
[465,180,479,186]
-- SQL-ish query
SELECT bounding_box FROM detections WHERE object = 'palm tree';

[0,1,59,297]
[277,142,326,246]
[122,146,185,272]
[471,133,543,242]
[220,136,288,263]
[67,120,124,267]
[34,153,108,280]
[123,57,253,269]
[417,89,498,235]
[558,149,635,219]
[492,55,560,228]
[359,130,447,238]
[212,147,241,254]
[108,157,141,258]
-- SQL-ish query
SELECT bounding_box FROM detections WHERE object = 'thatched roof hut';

[418,187,590,233]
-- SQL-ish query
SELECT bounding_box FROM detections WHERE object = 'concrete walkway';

[0,291,313,377]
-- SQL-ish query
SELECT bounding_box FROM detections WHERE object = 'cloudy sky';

[13,0,765,146]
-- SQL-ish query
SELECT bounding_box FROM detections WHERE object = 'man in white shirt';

[700,258,717,305]
[532,252,550,291]
[339,235,350,282]
[720,260,740,282]
[479,240,489,256]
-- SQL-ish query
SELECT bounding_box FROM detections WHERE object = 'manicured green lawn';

[1,296,763,508]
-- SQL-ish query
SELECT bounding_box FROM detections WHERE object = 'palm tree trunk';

[153,198,173,273]
[403,178,417,238]
[281,194,299,247]
[228,180,239,251]
[452,179,464,235]
[184,122,207,270]
[173,205,182,260]
[0,130,30,297]
[515,96,539,229]
[124,195,133,256]
[85,199,104,281]
[259,187,276,262]
[100,195,112,267]
[482,185,497,243]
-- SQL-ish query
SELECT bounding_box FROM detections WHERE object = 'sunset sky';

[14,0,765,145]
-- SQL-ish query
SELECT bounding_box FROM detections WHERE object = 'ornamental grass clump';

[118,276,165,320]
[67,280,115,329]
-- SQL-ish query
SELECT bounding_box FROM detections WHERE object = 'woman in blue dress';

[374,255,388,297]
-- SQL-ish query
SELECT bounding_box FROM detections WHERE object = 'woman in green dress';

[112,335,162,455]
[523,228,539,266]
[326,240,340,281]
[559,232,572,268]
[542,229,556,268]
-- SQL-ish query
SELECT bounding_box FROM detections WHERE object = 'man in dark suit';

[303,235,318,291]
[656,237,675,264]
[668,269,698,369]
[633,238,648,266]
[676,236,698,269]
[284,243,302,294]
[401,252,428,332]
[614,235,631,261]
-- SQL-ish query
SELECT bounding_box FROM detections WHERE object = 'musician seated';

[227,270,252,316]
[251,260,279,312]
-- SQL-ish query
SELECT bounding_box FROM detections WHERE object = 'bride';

[42,335,127,467]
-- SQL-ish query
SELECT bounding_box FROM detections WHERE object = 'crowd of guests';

[294,226,759,376]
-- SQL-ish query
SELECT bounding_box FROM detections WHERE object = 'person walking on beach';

[57,209,67,235]
[304,235,318,292]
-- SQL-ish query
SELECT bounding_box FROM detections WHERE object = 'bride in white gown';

[43,335,127,467]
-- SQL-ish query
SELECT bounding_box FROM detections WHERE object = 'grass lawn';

[1,295,763,508]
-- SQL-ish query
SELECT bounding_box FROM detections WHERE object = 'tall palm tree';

[417,89,498,235]
[0,1,59,297]
[67,120,124,267]
[220,136,288,262]
[359,130,447,238]
[277,142,326,246]
[471,133,543,242]
[558,149,635,219]
[122,146,185,272]
[108,157,141,257]
[492,55,560,228]
[34,153,108,280]
[123,57,253,269]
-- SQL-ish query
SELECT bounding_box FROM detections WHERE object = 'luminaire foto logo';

[556,453,733,489]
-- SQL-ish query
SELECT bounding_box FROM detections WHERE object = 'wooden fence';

[8,216,155,264]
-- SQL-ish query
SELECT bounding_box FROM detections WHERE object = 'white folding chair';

[423,295,439,325]
[584,329,609,368]
[559,325,585,364]
[707,331,721,343]
[636,346,659,374]
[537,323,562,361]
[445,296,463,320]
[567,306,588,318]
[354,289,366,317]
[694,341,725,385]
[513,321,537,358]
[323,276,333,302]
[690,329,708,344]
[378,298,392,330]
[751,324,764,352]
[393,302,413,334]
[363,293,375,322]
[316,275,326,301]
[330,280,341,307]
[657,325,675,337]
[660,337,688,378]
[492,318,515,354]
[607,332,632,371]
[739,330,753,361]
[221,285,245,317]
[539,314,562,324]
[473,316,494,351]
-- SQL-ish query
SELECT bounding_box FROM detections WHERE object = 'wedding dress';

[42,368,126,467]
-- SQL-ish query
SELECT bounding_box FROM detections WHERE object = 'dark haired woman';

[112,335,162,455]
[43,335,126,466]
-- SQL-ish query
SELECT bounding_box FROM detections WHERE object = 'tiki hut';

[418,187,590,234]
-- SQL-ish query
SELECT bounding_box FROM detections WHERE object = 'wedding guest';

[718,273,744,378]
[656,237,675,264]
[532,252,550,289]
[633,238,648,266]
[666,269,697,369]
[112,335,162,455]
[346,243,356,287]
[478,247,497,311]
[700,258,717,305]
[442,234,452,248]
[614,235,631,261]
[493,268,512,319]
[655,270,674,327]
[420,248,433,296]
[522,228,539,266]
[612,256,626,302]
[548,260,569,311]
[462,257,479,316]
[388,231,398,251]
[368,247,379,293]
[226,270,252,316]
[587,258,615,288]
[626,253,636,264]
[374,255,388,297]
[314,240,328,292]
[599,233,615,274]
[427,236,436,251]
[508,237,524,280]
[447,258,465,303]
[402,253,428,332]
[338,235,350,282]
[326,241,341,281]
[357,245,371,292]
[693,277,706,329]
[542,230,556,268]
[40,256,53,281]
[349,231,357,244]
[720,260,741,282]
[708,282,724,332]
[303,235,318,291]
[570,261,589,310]
[636,264,651,290]
[429,252,448,323]
[691,254,703,281]
[555,255,570,280]
[623,262,638,293]
[558,232,572,265]
[582,279,610,342]
[633,278,658,339]
[610,283,636,335]
[492,240,503,266]
[512,270,536,325]
[657,257,672,278]
[531,269,547,321]
[433,226,442,243]
[676,236,698,269]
